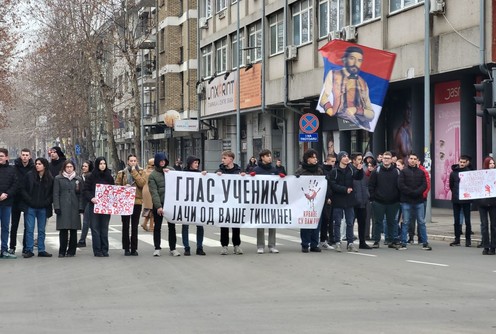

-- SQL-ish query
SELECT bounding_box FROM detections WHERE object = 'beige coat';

[141,159,154,209]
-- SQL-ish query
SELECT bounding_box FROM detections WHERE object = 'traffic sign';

[75,144,81,155]
[299,113,319,134]
[299,133,318,142]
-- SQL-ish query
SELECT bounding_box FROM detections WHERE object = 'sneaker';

[269,247,279,254]
[335,242,342,253]
[130,251,139,256]
[347,243,358,252]
[310,247,322,252]
[233,246,243,255]
[301,247,309,253]
[184,249,191,256]
[388,243,400,249]
[170,249,181,257]
[372,242,380,248]
[1,251,16,259]
[397,244,408,250]
[220,246,228,255]
[465,241,472,247]
[153,249,160,257]
[38,251,52,257]
[257,248,265,254]
[320,241,334,250]
[7,248,15,255]
[482,248,490,255]
[422,243,432,251]
[359,243,372,250]
[449,241,461,246]
[76,241,86,248]
[23,251,35,258]
[124,250,131,256]
[196,248,206,256]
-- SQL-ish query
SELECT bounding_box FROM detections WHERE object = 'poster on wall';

[384,90,414,161]
[434,81,461,200]
[316,40,396,132]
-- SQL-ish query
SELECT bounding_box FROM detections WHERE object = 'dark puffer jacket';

[216,163,241,174]
[329,164,363,208]
[398,165,426,204]
[449,164,472,203]
[0,162,17,207]
[13,157,34,209]
[253,161,278,175]
[368,165,400,204]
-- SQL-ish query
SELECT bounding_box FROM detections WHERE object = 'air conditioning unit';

[196,82,205,95]
[199,17,208,29]
[341,26,357,42]
[218,10,226,19]
[430,0,445,15]
[285,45,298,61]
[328,30,341,41]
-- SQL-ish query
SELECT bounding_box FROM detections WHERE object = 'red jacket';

[419,165,431,199]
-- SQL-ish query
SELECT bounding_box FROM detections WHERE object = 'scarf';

[63,170,76,180]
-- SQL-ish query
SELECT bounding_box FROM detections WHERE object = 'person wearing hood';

[252,149,280,254]
[449,155,473,247]
[295,148,325,253]
[216,150,243,255]
[148,152,178,257]
[0,148,18,259]
[115,154,146,256]
[9,148,34,255]
[330,151,364,253]
[181,156,206,256]
[83,156,114,257]
[48,146,67,178]
[21,157,54,258]
[245,156,257,173]
[140,158,155,232]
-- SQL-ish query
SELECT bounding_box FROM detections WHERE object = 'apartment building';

[197,0,495,207]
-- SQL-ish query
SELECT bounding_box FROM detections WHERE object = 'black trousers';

[320,204,333,242]
[453,202,471,242]
[152,208,177,251]
[59,229,77,256]
[10,207,26,251]
[122,204,142,252]
[220,227,241,247]
[354,207,367,244]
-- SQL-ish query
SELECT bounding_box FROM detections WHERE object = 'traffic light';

[474,79,496,117]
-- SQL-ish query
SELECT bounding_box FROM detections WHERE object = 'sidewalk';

[428,207,480,244]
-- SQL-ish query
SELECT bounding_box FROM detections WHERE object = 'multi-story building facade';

[197,0,495,207]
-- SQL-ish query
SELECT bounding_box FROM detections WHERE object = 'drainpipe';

[479,0,488,75]
[424,2,432,223]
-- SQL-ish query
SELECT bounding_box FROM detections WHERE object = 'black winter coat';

[449,164,472,203]
[329,164,363,208]
[216,163,241,174]
[21,171,53,209]
[253,162,278,175]
[13,158,34,209]
[83,170,115,203]
[368,165,400,204]
[398,165,426,204]
[0,162,17,207]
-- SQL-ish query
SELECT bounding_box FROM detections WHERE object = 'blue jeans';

[372,202,400,244]
[300,222,320,249]
[333,207,355,244]
[0,206,12,253]
[25,207,47,252]
[182,225,204,250]
[401,203,428,245]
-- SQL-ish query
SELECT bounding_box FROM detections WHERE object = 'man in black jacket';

[0,148,18,259]
[330,151,363,253]
[449,155,472,247]
[368,151,401,249]
[397,153,431,250]
[9,148,34,255]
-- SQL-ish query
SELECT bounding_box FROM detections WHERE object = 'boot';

[141,217,149,231]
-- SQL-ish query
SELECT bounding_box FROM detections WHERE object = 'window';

[201,46,213,77]
[318,0,345,38]
[248,21,262,62]
[292,0,313,46]
[216,38,228,73]
[390,0,422,13]
[269,11,284,55]
[159,28,165,52]
[201,0,212,18]
[231,32,244,69]
[216,0,227,12]
[351,0,381,25]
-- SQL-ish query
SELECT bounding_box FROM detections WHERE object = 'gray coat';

[53,175,84,230]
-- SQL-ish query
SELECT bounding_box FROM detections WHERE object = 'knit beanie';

[337,151,349,163]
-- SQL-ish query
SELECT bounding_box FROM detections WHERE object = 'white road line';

[406,260,449,267]
[348,252,377,257]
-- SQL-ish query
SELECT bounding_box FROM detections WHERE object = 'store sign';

[174,119,199,132]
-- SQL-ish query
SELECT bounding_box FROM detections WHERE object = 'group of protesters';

[1,145,494,260]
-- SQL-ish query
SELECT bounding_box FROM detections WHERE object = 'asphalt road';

[2,220,496,333]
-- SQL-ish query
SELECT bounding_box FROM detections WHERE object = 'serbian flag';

[316,40,396,132]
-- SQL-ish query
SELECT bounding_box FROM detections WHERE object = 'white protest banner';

[163,171,327,229]
[94,184,136,215]
[459,169,496,200]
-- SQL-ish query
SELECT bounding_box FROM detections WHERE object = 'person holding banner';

[83,157,114,257]
[181,156,206,256]
[148,152,179,257]
[478,157,496,255]
[216,150,243,255]
[253,149,280,254]
[449,155,472,247]
[115,154,146,256]
[295,149,325,253]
